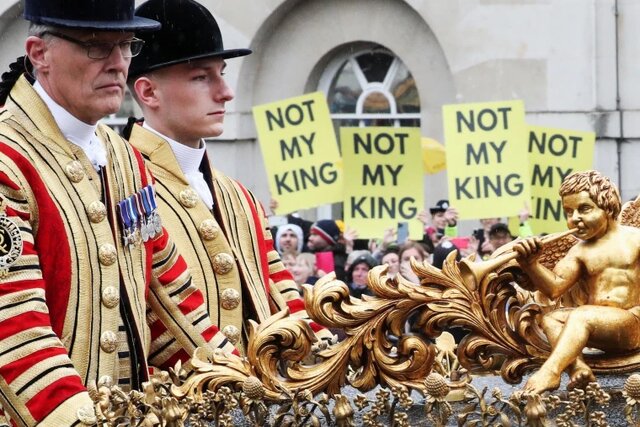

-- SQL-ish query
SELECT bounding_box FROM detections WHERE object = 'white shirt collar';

[33,81,107,170]
[142,122,213,209]
[142,122,206,175]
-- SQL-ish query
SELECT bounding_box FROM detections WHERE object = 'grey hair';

[28,23,57,37]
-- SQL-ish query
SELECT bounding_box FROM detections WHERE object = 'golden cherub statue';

[513,170,640,394]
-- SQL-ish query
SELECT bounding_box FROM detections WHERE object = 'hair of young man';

[559,170,621,219]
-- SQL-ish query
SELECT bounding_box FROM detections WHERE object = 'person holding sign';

[124,0,332,353]
[513,170,640,393]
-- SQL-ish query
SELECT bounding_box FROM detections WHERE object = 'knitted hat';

[275,223,304,254]
[310,219,341,246]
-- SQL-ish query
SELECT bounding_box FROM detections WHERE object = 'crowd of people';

[270,198,535,298]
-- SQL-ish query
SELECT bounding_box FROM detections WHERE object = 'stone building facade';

[0,0,637,223]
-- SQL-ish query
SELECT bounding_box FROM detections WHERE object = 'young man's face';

[148,58,233,145]
[432,211,447,229]
[562,191,609,241]
[279,230,299,253]
[307,233,329,251]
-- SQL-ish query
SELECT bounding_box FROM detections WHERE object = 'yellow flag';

[422,137,446,174]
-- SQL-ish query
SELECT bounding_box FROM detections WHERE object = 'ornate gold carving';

[65,160,85,183]
[220,288,240,310]
[87,201,107,223]
[98,243,117,266]
[212,253,234,275]
[101,286,119,309]
[178,189,199,208]
[100,330,117,353]
[199,219,220,240]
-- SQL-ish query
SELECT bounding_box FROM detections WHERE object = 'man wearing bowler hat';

[0,0,237,424]
[124,0,333,353]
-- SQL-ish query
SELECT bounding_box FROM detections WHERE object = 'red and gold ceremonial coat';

[128,125,330,352]
[0,77,235,426]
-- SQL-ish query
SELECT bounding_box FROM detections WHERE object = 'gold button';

[212,253,234,275]
[100,330,117,353]
[98,375,113,387]
[98,244,117,266]
[77,405,97,425]
[199,219,220,240]
[65,160,85,183]
[102,286,119,308]
[87,201,107,223]
[179,189,199,208]
[222,325,240,345]
[220,288,240,310]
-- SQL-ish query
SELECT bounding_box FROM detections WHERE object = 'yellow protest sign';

[528,125,595,234]
[443,100,529,219]
[252,92,342,214]
[422,137,446,174]
[341,127,424,239]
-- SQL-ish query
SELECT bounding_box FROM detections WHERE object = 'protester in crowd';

[488,222,515,251]
[281,251,298,273]
[345,249,373,273]
[124,0,332,353]
[346,252,378,298]
[475,206,532,259]
[398,240,431,283]
[418,199,459,251]
[432,240,461,269]
[0,0,247,423]
[291,252,319,286]
[275,223,304,255]
[380,247,401,277]
[307,219,349,280]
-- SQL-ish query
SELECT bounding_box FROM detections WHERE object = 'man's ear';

[133,77,160,109]
[25,36,49,74]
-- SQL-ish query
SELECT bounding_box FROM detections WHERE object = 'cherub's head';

[559,170,621,220]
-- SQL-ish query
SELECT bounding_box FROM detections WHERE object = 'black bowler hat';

[128,0,252,79]
[23,0,160,31]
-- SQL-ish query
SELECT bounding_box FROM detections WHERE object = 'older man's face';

[33,29,132,124]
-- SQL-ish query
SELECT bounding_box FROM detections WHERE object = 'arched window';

[315,45,421,218]
[322,46,420,129]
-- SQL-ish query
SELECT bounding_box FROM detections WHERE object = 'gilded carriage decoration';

[88,170,640,425]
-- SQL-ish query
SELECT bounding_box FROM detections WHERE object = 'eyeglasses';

[40,31,145,59]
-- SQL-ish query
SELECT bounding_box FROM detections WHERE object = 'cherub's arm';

[513,237,582,300]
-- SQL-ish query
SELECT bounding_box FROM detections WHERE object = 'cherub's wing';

[491,231,585,307]
[619,196,640,228]
[492,230,579,272]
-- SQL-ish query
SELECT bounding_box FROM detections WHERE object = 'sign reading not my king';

[341,127,424,239]
[528,125,595,233]
[443,100,530,219]
[253,92,343,214]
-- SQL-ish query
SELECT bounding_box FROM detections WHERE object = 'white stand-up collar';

[143,123,214,209]
[33,81,107,171]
